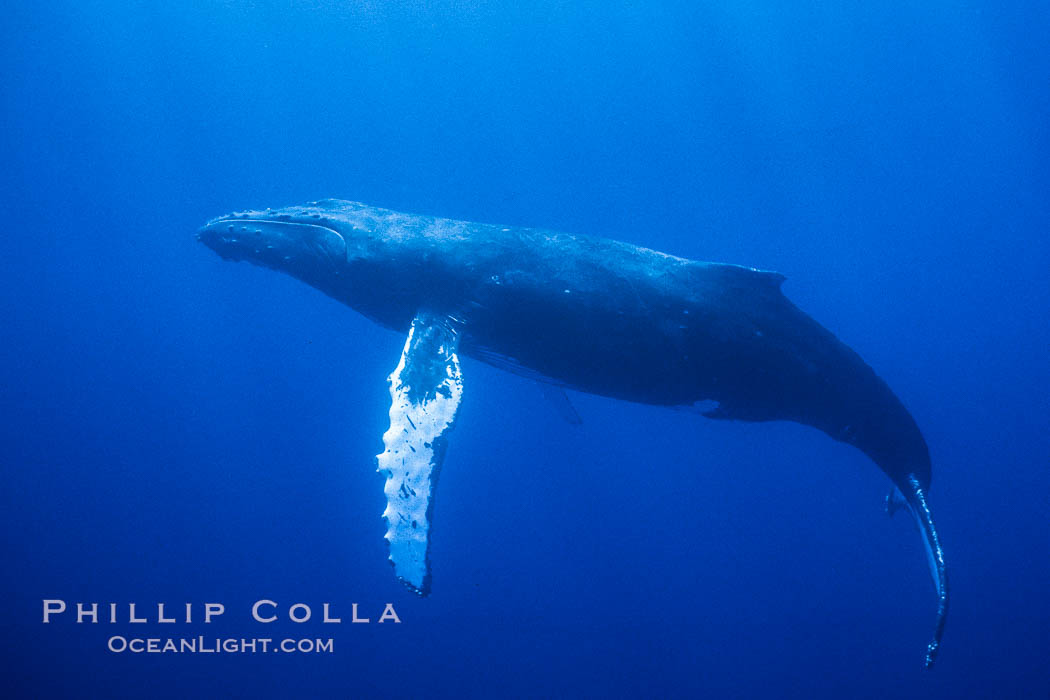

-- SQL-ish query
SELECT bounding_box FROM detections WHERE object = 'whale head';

[198,200,434,330]
[197,201,356,276]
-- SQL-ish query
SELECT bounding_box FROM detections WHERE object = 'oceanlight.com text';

[107,636,334,654]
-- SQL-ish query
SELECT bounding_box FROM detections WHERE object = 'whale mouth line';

[198,218,349,258]
[204,217,345,240]
[197,218,349,268]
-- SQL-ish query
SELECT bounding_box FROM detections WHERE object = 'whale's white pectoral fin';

[377,312,463,596]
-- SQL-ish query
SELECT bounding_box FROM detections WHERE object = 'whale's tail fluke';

[892,474,949,669]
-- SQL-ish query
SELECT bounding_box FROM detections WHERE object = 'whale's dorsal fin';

[377,311,463,596]
[705,262,786,292]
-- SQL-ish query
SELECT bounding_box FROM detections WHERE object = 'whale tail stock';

[888,474,949,669]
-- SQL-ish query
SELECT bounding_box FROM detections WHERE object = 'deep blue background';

[3,1,1048,697]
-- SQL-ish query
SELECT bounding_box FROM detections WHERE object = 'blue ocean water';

[3,1,1048,697]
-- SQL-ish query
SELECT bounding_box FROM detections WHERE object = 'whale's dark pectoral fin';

[884,486,908,517]
[900,474,950,669]
[376,311,463,596]
[538,383,583,426]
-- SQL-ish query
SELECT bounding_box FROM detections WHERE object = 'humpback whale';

[198,199,948,668]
